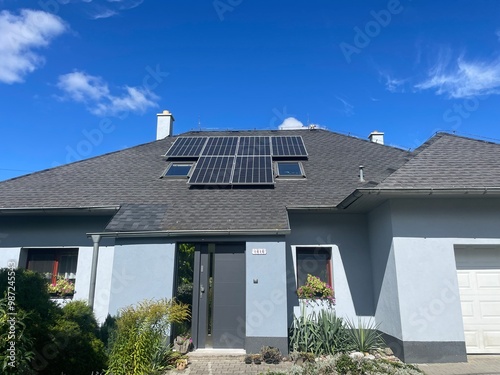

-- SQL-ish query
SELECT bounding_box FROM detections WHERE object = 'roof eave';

[0,206,121,216]
[89,228,291,238]
[338,187,500,210]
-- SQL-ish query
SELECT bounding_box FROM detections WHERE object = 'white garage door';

[455,246,500,354]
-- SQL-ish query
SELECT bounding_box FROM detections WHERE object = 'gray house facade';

[1,112,499,363]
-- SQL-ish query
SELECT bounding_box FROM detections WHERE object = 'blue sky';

[2,0,500,180]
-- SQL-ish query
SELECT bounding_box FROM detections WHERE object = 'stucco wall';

[368,201,402,341]
[107,239,176,318]
[286,212,374,323]
[245,239,287,338]
[388,198,500,343]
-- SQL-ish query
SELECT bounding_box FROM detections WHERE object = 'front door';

[192,243,246,349]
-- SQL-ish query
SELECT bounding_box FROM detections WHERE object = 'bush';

[286,354,424,375]
[0,297,34,374]
[0,269,108,375]
[47,301,107,375]
[106,298,190,375]
[344,318,385,353]
[290,309,351,355]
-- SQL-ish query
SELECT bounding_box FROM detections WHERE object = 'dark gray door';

[193,243,245,349]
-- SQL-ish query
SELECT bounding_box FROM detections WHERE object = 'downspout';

[88,234,101,308]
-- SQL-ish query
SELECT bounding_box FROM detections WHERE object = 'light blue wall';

[286,212,374,323]
[388,198,500,343]
[245,239,287,338]
[368,201,402,341]
[107,239,176,317]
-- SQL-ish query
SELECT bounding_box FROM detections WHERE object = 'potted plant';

[47,276,75,298]
[173,335,192,354]
[297,274,335,306]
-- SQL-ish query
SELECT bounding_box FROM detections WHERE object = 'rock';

[349,352,364,360]
[384,347,394,356]
[364,354,376,360]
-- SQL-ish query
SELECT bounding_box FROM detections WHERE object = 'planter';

[294,299,334,318]
[173,336,191,354]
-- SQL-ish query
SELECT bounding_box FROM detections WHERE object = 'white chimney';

[368,131,384,145]
[156,110,175,139]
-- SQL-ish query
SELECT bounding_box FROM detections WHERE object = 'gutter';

[0,206,121,215]
[286,205,339,211]
[337,187,500,210]
[88,228,291,238]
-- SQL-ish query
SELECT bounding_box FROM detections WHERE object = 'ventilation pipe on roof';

[368,131,384,145]
[359,165,365,182]
[157,110,175,139]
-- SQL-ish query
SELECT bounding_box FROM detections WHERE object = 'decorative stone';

[349,352,364,360]
[384,347,394,356]
[364,354,376,360]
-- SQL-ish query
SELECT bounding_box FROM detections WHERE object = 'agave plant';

[344,317,385,352]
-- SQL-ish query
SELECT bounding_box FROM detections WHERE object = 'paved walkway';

[165,355,293,375]
[418,355,500,375]
[165,354,500,375]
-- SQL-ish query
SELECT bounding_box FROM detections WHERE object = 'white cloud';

[0,9,67,84]
[278,117,306,130]
[57,71,159,116]
[415,56,500,98]
[380,72,407,93]
[90,8,118,20]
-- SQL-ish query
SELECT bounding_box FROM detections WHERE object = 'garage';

[455,246,500,354]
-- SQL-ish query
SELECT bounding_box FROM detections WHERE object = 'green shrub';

[0,269,108,375]
[344,318,385,353]
[0,297,34,374]
[290,309,351,355]
[106,298,190,375]
[47,301,107,375]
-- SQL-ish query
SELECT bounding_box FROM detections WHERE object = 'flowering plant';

[297,274,335,305]
[47,276,75,297]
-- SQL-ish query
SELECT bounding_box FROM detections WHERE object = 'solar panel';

[232,156,274,184]
[271,136,308,157]
[237,136,271,156]
[188,156,234,185]
[201,137,238,156]
[165,137,207,158]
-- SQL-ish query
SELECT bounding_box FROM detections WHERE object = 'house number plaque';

[252,248,267,255]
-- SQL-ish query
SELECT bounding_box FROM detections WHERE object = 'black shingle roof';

[377,133,500,189]
[0,129,411,231]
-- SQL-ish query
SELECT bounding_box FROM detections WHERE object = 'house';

[1,110,499,363]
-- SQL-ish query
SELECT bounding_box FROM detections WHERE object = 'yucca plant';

[290,306,351,356]
[344,317,385,352]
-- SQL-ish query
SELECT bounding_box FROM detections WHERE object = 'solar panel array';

[164,135,307,185]
[271,136,308,157]
[165,137,207,158]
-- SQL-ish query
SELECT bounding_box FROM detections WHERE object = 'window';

[164,163,193,178]
[296,247,332,288]
[276,161,304,177]
[26,248,78,284]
